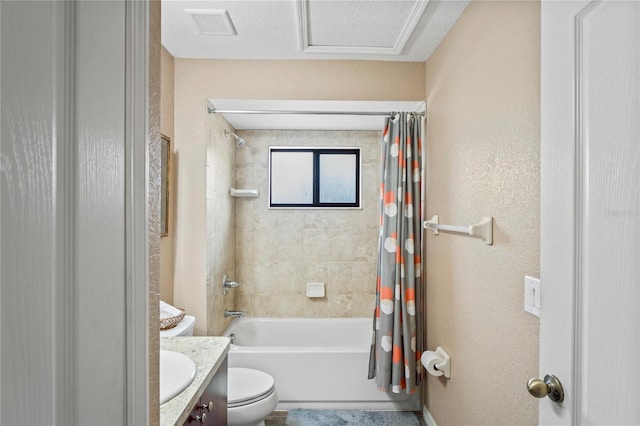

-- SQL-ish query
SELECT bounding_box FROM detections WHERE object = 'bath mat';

[285,409,422,426]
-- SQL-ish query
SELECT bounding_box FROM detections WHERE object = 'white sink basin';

[160,350,197,404]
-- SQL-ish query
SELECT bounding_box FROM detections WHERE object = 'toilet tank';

[160,315,195,337]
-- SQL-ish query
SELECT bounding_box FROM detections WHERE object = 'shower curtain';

[369,112,423,395]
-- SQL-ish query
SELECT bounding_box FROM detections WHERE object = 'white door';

[1,2,150,424]
[540,1,639,424]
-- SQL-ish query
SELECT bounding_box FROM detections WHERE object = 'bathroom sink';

[159,350,197,404]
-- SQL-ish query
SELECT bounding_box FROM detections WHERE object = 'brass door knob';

[527,374,564,403]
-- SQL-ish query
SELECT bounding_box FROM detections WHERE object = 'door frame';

[124,1,152,423]
[0,1,151,423]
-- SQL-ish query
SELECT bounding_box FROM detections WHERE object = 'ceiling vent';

[187,9,238,36]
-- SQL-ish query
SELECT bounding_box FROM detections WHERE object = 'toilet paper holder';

[422,346,451,379]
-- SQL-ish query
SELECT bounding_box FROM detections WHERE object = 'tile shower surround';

[206,113,238,335]
[234,130,381,318]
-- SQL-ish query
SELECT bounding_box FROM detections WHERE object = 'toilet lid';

[228,368,275,407]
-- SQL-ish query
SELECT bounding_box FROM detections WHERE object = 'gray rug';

[285,409,422,426]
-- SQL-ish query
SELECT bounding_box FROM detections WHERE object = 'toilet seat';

[228,368,275,408]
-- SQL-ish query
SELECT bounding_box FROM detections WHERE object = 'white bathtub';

[222,317,420,411]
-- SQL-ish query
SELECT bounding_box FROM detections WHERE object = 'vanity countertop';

[160,336,230,426]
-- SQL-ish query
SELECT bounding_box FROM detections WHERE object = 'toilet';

[227,368,278,426]
[160,315,196,337]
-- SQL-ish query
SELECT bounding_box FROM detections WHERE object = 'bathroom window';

[269,147,360,208]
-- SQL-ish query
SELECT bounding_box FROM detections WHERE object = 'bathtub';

[222,317,420,411]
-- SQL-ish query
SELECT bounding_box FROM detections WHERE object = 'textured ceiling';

[162,0,469,61]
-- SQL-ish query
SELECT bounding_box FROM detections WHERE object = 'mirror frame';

[160,134,170,237]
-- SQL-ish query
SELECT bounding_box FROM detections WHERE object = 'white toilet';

[227,367,278,426]
[160,315,196,337]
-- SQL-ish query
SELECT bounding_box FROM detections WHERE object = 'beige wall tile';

[235,130,380,318]
[205,113,237,336]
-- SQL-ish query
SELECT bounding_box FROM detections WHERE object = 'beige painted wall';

[160,46,175,304]
[173,59,425,335]
[235,130,379,317]
[424,1,540,424]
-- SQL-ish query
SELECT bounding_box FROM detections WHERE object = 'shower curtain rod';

[208,108,425,117]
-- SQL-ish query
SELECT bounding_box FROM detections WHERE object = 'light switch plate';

[524,275,540,317]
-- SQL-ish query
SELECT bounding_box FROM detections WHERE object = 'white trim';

[0,0,3,418]
[572,3,602,422]
[124,0,150,424]
[53,2,76,423]
[295,0,309,52]
[296,0,430,56]
[423,405,438,426]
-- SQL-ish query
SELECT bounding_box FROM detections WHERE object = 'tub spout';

[224,309,244,318]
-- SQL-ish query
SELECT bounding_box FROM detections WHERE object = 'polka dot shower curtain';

[368,112,423,395]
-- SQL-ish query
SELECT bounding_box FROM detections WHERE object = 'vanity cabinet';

[185,357,227,425]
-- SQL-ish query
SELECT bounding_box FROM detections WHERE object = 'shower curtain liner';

[368,112,423,395]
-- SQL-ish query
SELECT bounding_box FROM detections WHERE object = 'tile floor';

[265,411,287,426]
[264,410,426,426]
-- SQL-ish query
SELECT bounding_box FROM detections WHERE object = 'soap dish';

[306,283,325,298]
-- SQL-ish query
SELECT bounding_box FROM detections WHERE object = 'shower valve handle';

[223,274,240,295]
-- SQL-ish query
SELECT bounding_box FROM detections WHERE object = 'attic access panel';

[298,0,428,55]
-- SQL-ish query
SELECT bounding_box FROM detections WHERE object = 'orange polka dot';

[398,151,406,168]
[384,191,395,204]
[380,286,393,301]
[393,345,402,363]
[405,288,415,302]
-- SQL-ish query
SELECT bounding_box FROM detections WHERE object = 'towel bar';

[424,215,493,245]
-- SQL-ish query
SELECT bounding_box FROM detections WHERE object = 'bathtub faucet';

[224,309,245,318]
